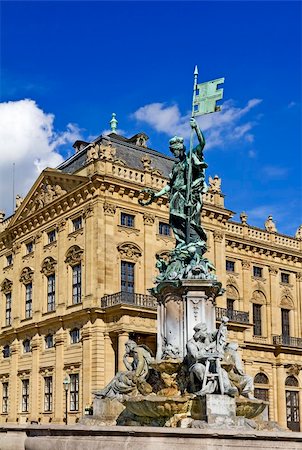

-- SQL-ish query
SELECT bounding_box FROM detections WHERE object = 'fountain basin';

[124,395,192,418]
[236,397,268,419]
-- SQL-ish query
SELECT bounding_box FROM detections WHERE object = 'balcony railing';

[216,307,249,324]
[101,291,157,310]
[273,335,302,348]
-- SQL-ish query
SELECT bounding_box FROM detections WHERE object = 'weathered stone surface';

[4,424,299,450]
[236,397,268,419]
[90,398,125,425]
[191,394,236,424]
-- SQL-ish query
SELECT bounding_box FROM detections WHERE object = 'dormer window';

[47,230,56,243]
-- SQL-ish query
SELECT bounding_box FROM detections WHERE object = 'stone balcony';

[101,291,157,310]
[273,335,302,349]
[215,307,249,324]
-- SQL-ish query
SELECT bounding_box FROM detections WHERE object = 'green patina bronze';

[139,66,224,286]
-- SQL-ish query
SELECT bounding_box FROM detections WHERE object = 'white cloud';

[132,98,262,150]
[262,165,289,179]
[0,99,82,217]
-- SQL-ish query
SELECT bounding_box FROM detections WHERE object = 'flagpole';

[185,65,199,244]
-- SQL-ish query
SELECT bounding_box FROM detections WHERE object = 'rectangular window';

[72,217,82,231]
[5,292,12,326]
[281,273,290,284]
[159,222,171,236]
[121,261,135,293]
[121,213,135,228]
[47,229,56,243]
[44,376,52,412]
[2,382,8,414]
[23,339,31,353]
[47,274,56,311]
[72,264,82,304]
[45,334,54,349]
[70,328,80,344]
[26,242,34,254]
[253,266,263,278]
[70,374,79,411]
[22,379,29,412]
[253,303,262,336]
[25,283,32,318]
[281,308,290,338]
[6,254,13,266]
[226,260,235,272]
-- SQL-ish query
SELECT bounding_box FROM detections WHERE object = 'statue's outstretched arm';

[190,118,205,153]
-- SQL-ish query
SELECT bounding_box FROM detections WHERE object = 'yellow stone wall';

[0,151,301,429]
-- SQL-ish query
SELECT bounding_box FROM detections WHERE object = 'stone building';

[0,124,301,430]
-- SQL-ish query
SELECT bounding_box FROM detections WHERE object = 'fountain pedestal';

[154,279,222,360]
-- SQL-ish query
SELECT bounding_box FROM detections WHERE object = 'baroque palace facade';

[0,127,301,430]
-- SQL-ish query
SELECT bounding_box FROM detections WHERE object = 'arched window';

[285,376,300,431]
[254,372,270,419]
[65,246,83,305]
[252,290,266,336]
[254,372,269,385]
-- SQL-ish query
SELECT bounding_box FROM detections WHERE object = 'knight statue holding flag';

[139,66,224,285]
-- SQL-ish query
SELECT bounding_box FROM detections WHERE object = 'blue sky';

[1,1,301,236]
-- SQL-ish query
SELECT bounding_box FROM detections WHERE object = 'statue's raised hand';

[138,188,156,206]
[190,117,198,129]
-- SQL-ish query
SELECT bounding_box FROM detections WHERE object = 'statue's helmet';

[169,136,184,151]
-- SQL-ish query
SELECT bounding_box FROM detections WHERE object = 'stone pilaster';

[82,325,92,410]
[53,329,65,423]
[276,364,287,428]
[104,332,115,385]
[117,331,129,372]
[7,340,19,422]
[29,334,40,422]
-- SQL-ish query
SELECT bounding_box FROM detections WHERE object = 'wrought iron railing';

[101,291,157,309]
[216,307,249,324]
[273,335,302,348]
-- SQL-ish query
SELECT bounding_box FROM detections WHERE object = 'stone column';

[53,329,65,423]
[117,331,129,371]
[276,364,287,428]
[143,213,155,292]
[268,266,278,339]
[271,364,278,422]
[82,325,92,411]
[103,202,116,294]
[30,334,40,422]
[7,340,19,422]
[241,260,252,340]
[104,332,115,385]
[213,230,225,283]
[83,205,95,307]
[57,219,68,314]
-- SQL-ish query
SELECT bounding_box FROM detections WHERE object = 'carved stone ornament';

[280,288,294,309]
[57,219,67,232]
[296,272,302,281]
[86,140,116,163]
[264,215,277,233]
[103,202,116,216]
[143,213,155,225]
[208,175,221,193]
[83,205,93,219]
[41,257,57,276]
[117,242,142,261]
[141,155,152,171]
[242,260,251,270]
[268,266,278,275]
[285,364,302,376]
[20,267,34,284]
[213,230,224,242]
[226,284,239,300]
[252,290,266,305]
[26,181,67,216]
[65,245,84,266]
[226,275,239,286]
[295,225,302,240]
[1,278,13,293]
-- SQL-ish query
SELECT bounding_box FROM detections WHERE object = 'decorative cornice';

[65,245,83,266]
[19,267,34,284]
[41,257,57,276]
[117,242,142,261]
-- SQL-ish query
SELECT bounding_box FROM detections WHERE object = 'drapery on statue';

[95,340,153,402]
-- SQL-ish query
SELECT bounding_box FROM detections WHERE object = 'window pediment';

[20,267,34,284]
[117,242,142,261]
[1,278,12,293]
[41,257,57,275]
[65,245,83,266]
